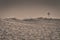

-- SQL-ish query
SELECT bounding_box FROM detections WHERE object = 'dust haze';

[0,0,60,19]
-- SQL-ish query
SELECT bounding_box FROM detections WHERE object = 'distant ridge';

[3,17,22,22]
[23,17,60,21]
[0,17,60,21]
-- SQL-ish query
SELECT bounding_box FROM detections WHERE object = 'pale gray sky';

[0,0,60,19]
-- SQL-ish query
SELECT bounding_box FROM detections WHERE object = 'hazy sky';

[0,0,60,19]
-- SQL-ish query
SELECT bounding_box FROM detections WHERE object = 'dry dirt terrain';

[0,18,60,40]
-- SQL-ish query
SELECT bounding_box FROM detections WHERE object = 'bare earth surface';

[0,18,60,40]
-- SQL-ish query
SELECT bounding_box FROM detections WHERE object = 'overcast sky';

[0,0,60,19]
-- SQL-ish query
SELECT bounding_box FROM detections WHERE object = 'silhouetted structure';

[47,12,50,18]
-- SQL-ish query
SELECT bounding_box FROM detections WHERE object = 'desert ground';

[0,18,60,40]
